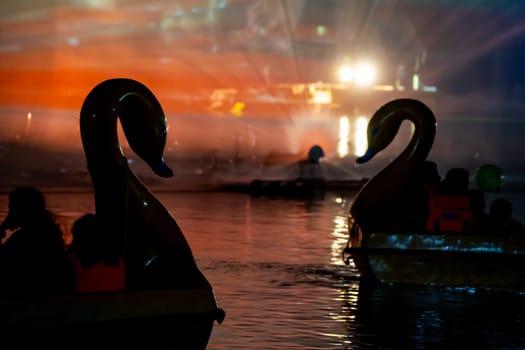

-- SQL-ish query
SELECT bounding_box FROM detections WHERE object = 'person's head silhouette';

[70,213,100,268]
[439,167,470,194]
[420,160,441,189]
[2,186,48,230]
[490,198,513,220]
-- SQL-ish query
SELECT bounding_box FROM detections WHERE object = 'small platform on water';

[218,177,369,198]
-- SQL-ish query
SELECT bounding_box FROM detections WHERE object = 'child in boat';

[0,186,75,298]
[437,167,470,195]
[487,198,525,236]
[427,167,485,234]
[68,213,125,293]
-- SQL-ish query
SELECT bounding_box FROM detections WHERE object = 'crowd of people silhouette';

[420,164,524,235]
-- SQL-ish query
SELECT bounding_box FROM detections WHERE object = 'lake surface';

[1,190,524,349]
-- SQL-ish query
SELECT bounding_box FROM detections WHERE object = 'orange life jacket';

[426,193,472,233]
[69,254,126,293]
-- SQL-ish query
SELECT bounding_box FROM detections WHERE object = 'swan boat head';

[80,78,212,290]
[348,98,437,240]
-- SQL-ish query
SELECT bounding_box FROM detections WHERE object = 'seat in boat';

[426,193,472,233]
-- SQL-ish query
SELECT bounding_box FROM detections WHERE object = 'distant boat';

[220,177,368,198]
[219,145,369,198]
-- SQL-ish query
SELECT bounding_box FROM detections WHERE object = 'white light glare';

[355,117,368,156]
[338,65,353,83]
[354,63,376,86]
[338,116,350,157]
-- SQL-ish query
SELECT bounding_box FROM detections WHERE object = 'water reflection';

[159,192,525,349]
[344,281,525,349]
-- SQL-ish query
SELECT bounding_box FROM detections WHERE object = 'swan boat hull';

[347,232,525,292]
[0,288,224,347]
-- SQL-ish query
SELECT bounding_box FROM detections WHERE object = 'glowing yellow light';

[354,116,368,156]
[26,112,31,132]
[310,88,332,105]
[338,65,353,83]
[338,116,350,157]
[291,84,304,95]
[373,85,394,91]
[230,102,245,117]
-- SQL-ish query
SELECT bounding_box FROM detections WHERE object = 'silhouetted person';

[298,145,325,180]
[427,167,474,233]
[438,167,470,195]
[408,160,442,232]
[470,189,491,235]
[0,186,74,298]
[420,160,441,192]
[68,213,125,293]
[487,198,525,236]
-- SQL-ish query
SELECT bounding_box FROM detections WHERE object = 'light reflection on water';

[1,190,525,349]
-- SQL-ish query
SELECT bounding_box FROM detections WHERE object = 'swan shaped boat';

[343,98,525,292]
[0,78,224,347]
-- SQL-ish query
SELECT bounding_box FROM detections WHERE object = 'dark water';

[1,190,524,349]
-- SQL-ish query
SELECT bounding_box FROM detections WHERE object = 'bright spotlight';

[354,63,376,87]
[338,65,353,83]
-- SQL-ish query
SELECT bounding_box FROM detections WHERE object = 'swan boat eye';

[144,256,157,267]
[371,127,380,139]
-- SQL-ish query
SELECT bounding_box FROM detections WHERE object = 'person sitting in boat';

[426,167,474,233]
[420,160,442,192]
[469,189,491,235]
[0,186,75,298]
[298,145,325,180]
[407,160,442,232]
[437,167,470,195]
[486,198,525,236]
[68,213,125,293]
